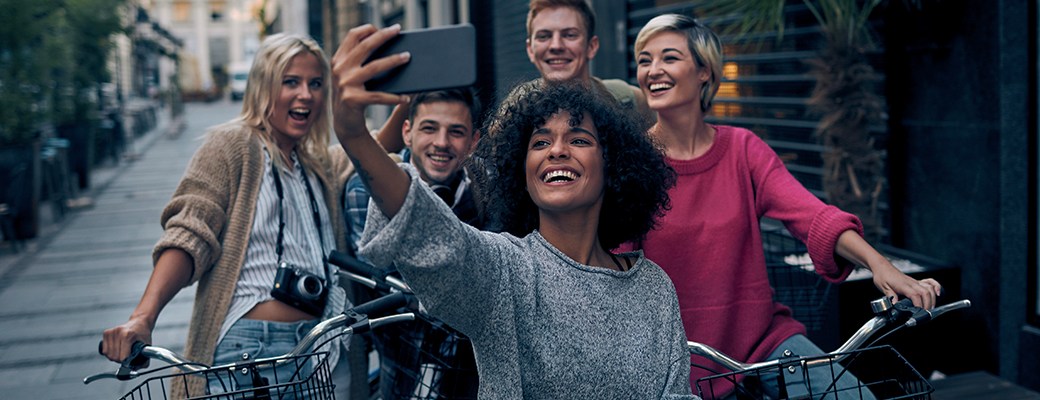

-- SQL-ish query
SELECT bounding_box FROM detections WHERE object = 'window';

[211,0,226,22]
[172,0,191,23]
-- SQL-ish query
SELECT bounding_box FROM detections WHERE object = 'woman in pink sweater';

[628,14,943,399]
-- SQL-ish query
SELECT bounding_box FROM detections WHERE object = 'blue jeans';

[208,318,321,398]
[756,335,878,400]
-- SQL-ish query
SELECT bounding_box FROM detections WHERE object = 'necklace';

[608,252,627,272]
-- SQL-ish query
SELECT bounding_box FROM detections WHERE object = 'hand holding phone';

[365,23,477,94]
[331,24,411,139]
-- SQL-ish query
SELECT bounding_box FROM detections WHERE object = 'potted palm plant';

[702,0,889,241]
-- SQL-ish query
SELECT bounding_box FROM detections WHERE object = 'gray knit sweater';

[359,165,696,399]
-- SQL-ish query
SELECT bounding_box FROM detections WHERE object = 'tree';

[0,0,68,144]
[61,0,128,125]
[0,0,126,144]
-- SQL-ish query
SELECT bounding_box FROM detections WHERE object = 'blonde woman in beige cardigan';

[101,33,352,396]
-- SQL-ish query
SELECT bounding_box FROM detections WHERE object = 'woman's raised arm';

[331,24,412,218]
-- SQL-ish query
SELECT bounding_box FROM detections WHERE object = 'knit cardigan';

[153,123,351,396]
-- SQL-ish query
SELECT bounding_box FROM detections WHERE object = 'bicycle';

[85,291,417,400]
[328,250,479,400]
[688,296,972,400]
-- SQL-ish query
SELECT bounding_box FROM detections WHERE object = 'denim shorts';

[207,318,320,397]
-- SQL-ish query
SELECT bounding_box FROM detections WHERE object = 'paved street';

[0,100,240,399]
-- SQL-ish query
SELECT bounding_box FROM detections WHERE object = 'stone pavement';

[0,100,240,399]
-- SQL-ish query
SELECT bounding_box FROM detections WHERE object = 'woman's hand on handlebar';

[836,230,942,309]
[102,316,154,363]
[869,259,942,310]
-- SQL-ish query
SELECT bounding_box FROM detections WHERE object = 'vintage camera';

[271,262,328,317]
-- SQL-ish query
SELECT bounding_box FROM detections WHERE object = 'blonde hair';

[635,14,722,112]
[526,0,595,40]
[234,33,332,173]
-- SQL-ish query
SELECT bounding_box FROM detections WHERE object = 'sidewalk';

[0,100,238,399]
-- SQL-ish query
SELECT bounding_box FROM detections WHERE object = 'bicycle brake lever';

[98,340,150,379]
[83,372,122,385]
[891,298,916,316]
[117,341,149,379]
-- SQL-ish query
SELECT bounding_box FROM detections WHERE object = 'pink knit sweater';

[621,125,862,394]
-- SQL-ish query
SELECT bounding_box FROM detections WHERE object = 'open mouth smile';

[289,108,311,121]
[648,82,674,93]
[542,169,578,183]
[428,153,454,164]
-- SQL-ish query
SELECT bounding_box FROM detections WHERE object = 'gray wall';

[491,0,539,105]
[883,0,1036,388]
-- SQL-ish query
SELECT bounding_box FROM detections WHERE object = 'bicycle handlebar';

[328,250,412,293]
[688,297,971,373]
[904,299,970,327]
[86,291,416,385]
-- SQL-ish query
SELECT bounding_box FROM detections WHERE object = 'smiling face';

[403,101,479,185]
[636,31,709,113]
[268,52,325,152]
[526,7,599,83]
[525,110,605,216]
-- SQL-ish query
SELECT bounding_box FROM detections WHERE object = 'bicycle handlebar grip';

[328,250,384,279]
[351,291,411,317]
[891,298,936,327]
[126,341,149,369]
[99,340,150,375]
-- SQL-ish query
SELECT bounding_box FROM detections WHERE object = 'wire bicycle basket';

[762,226,832,332]
[119,351,335,400]
[695,345,932,400]
[374,311,479,400]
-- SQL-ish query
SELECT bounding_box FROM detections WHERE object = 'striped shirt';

[219,149,338,342]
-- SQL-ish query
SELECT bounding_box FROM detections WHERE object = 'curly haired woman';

[331,24,696,400]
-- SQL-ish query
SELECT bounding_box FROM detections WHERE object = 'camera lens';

[296,275,324,299]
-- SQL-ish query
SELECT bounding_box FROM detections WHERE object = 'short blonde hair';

[526,0,595,40]
[635,14,722,112]
[237,33,332,172]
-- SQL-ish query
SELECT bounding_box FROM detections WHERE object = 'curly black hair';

[466,80,675,250]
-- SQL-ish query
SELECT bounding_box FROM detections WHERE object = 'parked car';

[228,61,250,101]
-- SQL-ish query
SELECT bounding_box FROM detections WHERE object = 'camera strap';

[271,156,331,286]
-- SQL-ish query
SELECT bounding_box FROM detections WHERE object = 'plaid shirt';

[343,149,409,255]
[343,172,372,255]
[343,150,480,397]
[343,149,479,255]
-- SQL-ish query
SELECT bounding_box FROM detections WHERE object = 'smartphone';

[365,24,477,94]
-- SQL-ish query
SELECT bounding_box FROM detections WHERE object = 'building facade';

[149,0,261,97]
